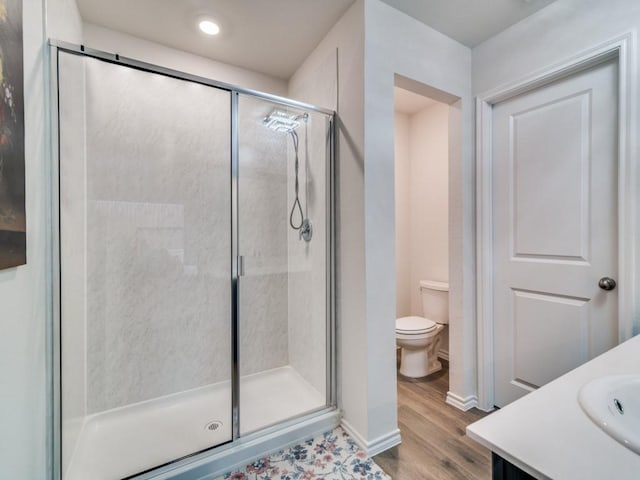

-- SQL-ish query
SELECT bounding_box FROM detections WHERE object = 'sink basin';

[578,375,640,455]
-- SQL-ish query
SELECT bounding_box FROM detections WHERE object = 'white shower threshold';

[64,366,325,480]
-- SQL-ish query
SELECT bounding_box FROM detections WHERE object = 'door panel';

[512,289,589,390]
[59,52,232,479]
[511,91,590,260]
[493,58,619,407]
[236,94,328,435]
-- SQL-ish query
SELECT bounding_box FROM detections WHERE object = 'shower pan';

[51,43,335,480]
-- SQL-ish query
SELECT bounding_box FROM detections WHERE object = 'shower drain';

[205,420,223,432]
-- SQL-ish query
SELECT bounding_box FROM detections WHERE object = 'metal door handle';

[598,277,616,291]
[238,255,245,277]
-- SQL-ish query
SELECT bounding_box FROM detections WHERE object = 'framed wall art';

[0,0,25,270]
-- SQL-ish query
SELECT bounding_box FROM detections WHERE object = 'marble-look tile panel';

[287,113,328,396]
[238,95,291,376]
[78,57,232,413]
[63,58,325,416]
[239,273,289,376]
[86,201,232,413]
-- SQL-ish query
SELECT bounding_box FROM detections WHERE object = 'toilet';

[396,280,449,378]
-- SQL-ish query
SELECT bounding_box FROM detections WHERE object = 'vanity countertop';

[466,334,640,479]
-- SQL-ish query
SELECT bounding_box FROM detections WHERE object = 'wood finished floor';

[374,362,491,480]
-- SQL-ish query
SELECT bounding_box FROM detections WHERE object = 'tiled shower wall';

[82,55,231,413]
[60,54,289,414]
[287,52,335,398]
[286,113,328,397]
[238,94,290,377]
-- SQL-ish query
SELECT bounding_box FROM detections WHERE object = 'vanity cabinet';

[492,453,536,480]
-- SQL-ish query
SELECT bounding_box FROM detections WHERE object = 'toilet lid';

[396,316,437,334]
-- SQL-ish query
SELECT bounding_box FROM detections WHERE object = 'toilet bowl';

[396,280,448,378]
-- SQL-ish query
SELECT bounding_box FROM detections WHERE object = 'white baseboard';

[340,419,368,451]
[367,428,402,457]
[438,349,449,361]
[340,419,402,457]
[446,391,478,412]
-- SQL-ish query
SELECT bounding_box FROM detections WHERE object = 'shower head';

[263,110,307,133]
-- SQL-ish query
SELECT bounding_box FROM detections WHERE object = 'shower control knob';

[598,277,616,291]
[300,219,313,242]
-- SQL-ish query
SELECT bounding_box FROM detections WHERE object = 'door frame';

[49,42,338,480]
[475,33,637,411]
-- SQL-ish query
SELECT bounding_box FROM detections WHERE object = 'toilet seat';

[395,316,437,335]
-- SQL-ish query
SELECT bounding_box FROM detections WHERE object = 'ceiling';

[76,0,557,80]
[76,0,356,80]
[380,0,557,47]
[394,87,439,115]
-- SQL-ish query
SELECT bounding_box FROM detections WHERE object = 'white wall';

[288,0,369,449]
[395,103,450,319]
[364,0,475,432]
[0,1,49,478]
[82,23,287,97]
[47,0,83,43]
[394,112,411,317]
[473,0,640,96]
[408,102,449,315]
[291,0,474,452]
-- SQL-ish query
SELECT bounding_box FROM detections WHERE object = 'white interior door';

[492,58,619,407]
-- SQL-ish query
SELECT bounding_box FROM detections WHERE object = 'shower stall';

[51,44,335,480]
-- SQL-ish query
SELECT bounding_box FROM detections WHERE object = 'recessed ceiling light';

[198,19,220,36]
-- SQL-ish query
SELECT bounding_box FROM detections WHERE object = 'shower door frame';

[49,41,337,480]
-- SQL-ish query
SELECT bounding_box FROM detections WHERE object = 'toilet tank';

[420,280,449,324]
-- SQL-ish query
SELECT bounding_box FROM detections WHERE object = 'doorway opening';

[376,77,491,478]
[393,86,451,370]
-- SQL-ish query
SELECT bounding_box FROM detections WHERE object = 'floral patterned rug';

[216,427,391,480]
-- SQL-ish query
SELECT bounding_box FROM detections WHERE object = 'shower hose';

[289,129,304,230]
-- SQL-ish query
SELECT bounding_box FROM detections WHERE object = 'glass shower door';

[237,93,330,434]
[58,52,232,479]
